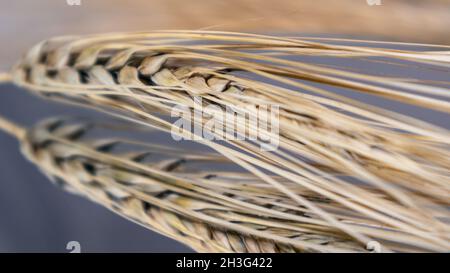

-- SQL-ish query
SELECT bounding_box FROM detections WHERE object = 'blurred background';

[0,0,449,252]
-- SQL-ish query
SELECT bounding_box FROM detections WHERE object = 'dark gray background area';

[0,84,193,252]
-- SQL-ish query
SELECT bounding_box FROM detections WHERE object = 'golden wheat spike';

[1,31,449,252]
[0,115,448,252]
[2,116,371,252]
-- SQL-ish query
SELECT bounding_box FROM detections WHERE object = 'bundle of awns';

[0,31,449,252]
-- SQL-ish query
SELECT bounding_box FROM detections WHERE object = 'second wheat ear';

[2,116,365,252]
[0,30,449,252]
[0,115,446,252]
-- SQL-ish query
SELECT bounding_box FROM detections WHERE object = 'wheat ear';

[0,115,448,252]
[2,116,376,252]
[2,31,450,252]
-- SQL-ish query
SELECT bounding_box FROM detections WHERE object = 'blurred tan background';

[0,0,449,70]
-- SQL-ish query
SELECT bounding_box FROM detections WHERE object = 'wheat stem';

[0,115,26,140]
